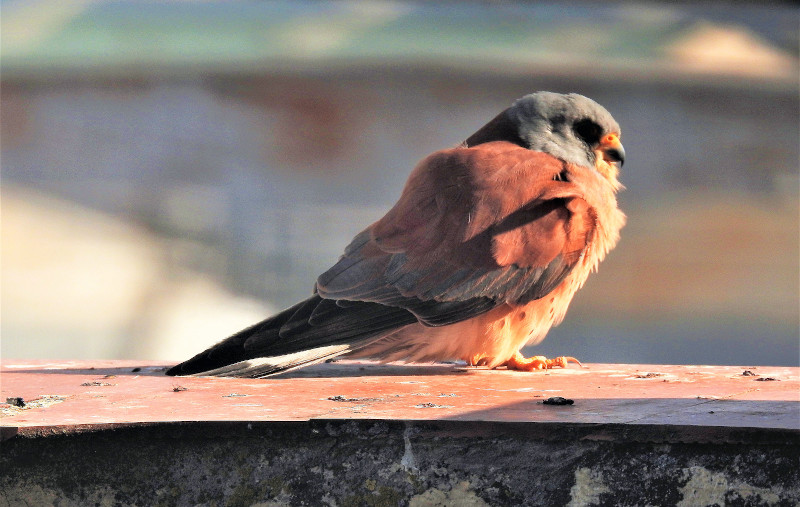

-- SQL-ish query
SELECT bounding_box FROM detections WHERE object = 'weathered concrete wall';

[2,421,797,506]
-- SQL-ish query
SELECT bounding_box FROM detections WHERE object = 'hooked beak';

[599,133,625,167]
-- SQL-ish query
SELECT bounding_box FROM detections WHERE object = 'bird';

[166,91,626,378]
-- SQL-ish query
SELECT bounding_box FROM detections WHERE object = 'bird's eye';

[573,119,602,146]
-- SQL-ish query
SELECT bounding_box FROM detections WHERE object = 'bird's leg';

[504,351,582,371]
[465,354,493,367]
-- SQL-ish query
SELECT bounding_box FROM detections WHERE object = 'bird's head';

[465,92,625,188]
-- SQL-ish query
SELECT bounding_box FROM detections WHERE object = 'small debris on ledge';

[634,372,664,379]
[5,397,25,408]
[543,396,574,406]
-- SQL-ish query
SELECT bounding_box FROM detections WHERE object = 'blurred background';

[1,1,798,366]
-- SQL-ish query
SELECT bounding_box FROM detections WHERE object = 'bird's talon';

[505,352,582,372]
[550,356,583,368]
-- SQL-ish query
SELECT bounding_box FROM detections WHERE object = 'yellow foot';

[505,351,582,372]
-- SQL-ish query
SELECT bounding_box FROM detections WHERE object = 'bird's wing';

[317,140,598,326]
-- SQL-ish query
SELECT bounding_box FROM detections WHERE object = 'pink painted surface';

[2,360,798,433]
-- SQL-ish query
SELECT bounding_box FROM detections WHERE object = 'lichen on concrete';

[678,465,782,507]
[567,467,610,507]
[409,481,489,507]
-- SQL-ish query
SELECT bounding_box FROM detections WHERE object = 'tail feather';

[173,344,358,378]
[165,294,416,377]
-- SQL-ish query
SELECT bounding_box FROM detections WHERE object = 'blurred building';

[1,1,798,365]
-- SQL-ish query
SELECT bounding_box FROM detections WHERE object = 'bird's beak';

[599,133,625,167]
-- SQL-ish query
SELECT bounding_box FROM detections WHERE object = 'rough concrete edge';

[3,419,799,446]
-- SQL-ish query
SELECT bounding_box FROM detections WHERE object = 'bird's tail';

[165,295,417,378]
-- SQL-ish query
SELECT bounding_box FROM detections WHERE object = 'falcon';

[167,91,626,377]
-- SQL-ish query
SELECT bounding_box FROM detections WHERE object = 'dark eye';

[573,119,602,146]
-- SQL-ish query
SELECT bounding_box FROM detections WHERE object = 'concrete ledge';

[2,360,798,506]
[3,420,798,506]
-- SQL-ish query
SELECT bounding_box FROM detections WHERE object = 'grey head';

[465,92,623,170]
